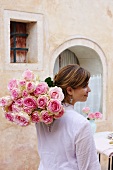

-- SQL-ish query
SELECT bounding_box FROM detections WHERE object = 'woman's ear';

[66,86,73,95]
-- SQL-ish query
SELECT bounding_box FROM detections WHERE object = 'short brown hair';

[54,64,90,102]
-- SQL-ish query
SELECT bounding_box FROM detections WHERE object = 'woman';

[35,64,101,170]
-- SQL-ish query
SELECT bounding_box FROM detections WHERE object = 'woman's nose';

[88,86,91,92]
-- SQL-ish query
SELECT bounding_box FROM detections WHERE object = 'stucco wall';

[0,0,113,169]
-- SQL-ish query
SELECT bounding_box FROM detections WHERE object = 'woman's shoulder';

[63,104,89,125]
[60,104,90,135]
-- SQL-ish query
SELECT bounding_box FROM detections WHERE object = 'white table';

[94,131,113,170]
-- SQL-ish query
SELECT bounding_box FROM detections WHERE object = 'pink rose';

[10,88,22,100]
[23,107,33,115]
[7,79,18,91]
[37,95,48,109]
[14,112,31,126]
[41,110,53,124]
[31,111,40,123]
[22,69,35,81]
[26,81,36,93]
[82,107,90,114]
[34,82,48,96]
[47,99,62,114]
[5,112,15,122]
[22,90,29,98]
[87,113,95,120]
[0,96,13,107]
[23,97,37,109]
[19,80,26,87]
[12,103,22,113]
[49,86,64,101]
[54,107,65,119]
[15,98,23,106]
[94,112,102,119]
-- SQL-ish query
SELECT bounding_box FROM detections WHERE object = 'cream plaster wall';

[0,0,113,169]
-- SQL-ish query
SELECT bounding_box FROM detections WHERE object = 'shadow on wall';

[0,108,40,170]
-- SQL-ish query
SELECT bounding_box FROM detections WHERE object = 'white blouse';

[35,104,101,170]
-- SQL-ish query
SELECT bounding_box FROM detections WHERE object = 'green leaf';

[45,77,54,87]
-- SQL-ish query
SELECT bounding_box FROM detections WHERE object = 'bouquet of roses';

[82,107,102,120]
[0,70,65,127]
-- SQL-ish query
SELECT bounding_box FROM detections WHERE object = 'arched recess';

[49,37,107,119]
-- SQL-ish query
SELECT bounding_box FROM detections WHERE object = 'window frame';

[4,10,44,70]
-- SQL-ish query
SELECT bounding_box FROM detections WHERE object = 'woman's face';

[67,83,91,105]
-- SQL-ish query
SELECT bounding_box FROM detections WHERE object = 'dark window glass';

[10,22,28,63]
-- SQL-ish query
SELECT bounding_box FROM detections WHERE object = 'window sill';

[3,63,42,71]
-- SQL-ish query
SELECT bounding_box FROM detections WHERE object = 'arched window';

[51,37,107,119]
